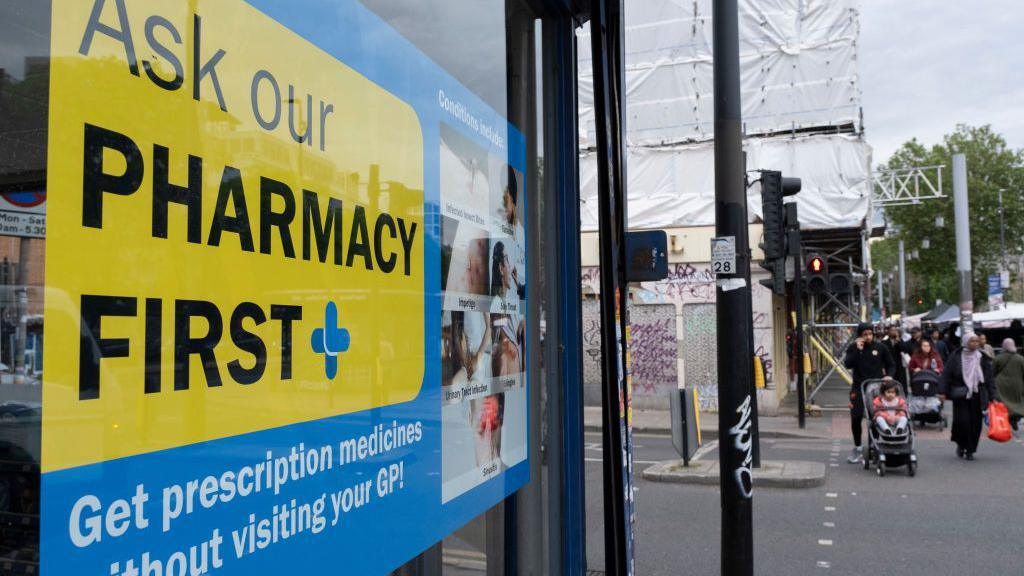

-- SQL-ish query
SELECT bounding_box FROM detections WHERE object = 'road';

[584,416,1024,575]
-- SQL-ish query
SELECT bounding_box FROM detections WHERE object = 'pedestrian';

[940,332,996,461]
[909,327,924,352]
[883,324,908,390]
[978,332,996,360]
[994,338,1024,431]
[930,328,950,361]
[945,324,961,354]
[843,323,896,463]
[908,339,943,375]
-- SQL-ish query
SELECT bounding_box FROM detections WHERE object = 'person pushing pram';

[844,323,897,463]
[908,339,947,428]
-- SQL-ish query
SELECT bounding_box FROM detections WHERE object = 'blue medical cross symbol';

[311,302,350,379]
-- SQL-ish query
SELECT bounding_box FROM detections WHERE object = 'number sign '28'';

[711,236,736,275]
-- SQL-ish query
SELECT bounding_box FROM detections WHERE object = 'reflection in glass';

[0,2,49,572]
[375,0,544,573]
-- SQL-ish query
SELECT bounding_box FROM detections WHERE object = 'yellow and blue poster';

[42,0,529,573]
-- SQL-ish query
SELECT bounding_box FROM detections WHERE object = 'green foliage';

[876,125,1024,313]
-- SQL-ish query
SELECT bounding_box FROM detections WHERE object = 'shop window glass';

[0,1,551,574]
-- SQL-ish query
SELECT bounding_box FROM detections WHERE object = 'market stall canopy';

[902,312,928,330]
[921,303,960,324]
[973,303,1024,327]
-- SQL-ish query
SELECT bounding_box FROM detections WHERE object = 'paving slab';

[642,459,826,489]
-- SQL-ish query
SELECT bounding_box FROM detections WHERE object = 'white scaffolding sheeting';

[578,0,862,147]
[579,134,872,231]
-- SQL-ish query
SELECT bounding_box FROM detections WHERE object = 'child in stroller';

[863,378,918,477]
[873,380,909,435]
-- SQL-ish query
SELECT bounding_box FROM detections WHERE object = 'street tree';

[876,125,1024,313]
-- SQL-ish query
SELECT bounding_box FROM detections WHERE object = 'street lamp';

[998,189,1007,272]
[922,238,930,249]
[935,215,945,228]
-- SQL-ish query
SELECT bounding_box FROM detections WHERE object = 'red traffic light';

[808,256,825,274]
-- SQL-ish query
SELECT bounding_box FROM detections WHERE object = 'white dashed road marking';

[691,440,720,462]
[584,458,659,465]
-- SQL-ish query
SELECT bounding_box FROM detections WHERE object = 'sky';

[859,1,1024,165]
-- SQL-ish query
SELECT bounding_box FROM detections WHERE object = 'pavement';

[642,458,826,488]
[587,404,950,488]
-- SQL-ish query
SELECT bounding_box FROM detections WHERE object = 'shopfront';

[0,0,612,573]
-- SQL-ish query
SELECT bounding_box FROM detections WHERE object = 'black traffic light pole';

[795,256,806,429]
[786,203,805,429]
[713,0,755,574]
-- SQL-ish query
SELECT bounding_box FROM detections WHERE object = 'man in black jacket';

[930,328,950,361]
[843,323,896,463]
[883,324,908,391]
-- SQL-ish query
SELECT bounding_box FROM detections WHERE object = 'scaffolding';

[873,165,945,207]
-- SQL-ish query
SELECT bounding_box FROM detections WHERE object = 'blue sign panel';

[42,0,530,574]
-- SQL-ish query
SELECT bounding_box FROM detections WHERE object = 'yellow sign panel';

[44,0,425,472]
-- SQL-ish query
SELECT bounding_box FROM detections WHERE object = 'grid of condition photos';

[439,122,527,502]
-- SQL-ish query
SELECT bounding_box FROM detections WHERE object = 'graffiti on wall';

[628,306,678,395]
[581,300,678,401]
[582,263,778,413]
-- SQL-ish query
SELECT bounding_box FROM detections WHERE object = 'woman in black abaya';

[940,332,997,460]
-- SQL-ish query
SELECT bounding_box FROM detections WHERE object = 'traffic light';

[784,203,801,257]
[758,171,802,295]
[805,253,828,294]
[759,171,802,260]
[829,272,853,295]
[759,259,786,294]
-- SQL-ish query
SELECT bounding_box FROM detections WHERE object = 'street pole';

[590,1,634,574]
[999,189,1007,272]
[898,240,907,318]
[13,238,29,385]
[953,153,974,334]
[877,269,884,319]
[794,250,805,429]
[785,202,805,429]
[712,0,754,573]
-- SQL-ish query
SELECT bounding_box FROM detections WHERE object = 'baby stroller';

[862,379,918,477]
[908,370,947,429]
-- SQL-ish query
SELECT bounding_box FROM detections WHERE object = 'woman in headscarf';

[994,338,1024,431]
[940,333,997,460]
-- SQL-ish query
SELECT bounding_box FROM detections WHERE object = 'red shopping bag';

[988,401,1012,443]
